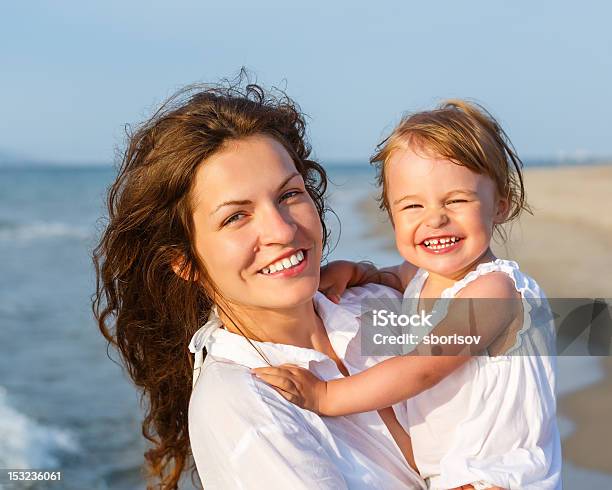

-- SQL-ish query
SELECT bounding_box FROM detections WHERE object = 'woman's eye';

[280,190,302,202]
[223,213,246,226]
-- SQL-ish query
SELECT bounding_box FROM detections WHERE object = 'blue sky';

[2,0,611,164]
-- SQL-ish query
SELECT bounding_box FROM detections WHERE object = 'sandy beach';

[358,163,612,474]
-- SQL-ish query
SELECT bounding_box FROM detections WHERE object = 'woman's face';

[189,134,323,312]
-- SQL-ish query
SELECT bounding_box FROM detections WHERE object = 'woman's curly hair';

[92,76,329,489]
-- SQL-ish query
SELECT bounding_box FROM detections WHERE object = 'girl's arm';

[254,272,521,416]
[252,355,470,416]
[319,260,417,302]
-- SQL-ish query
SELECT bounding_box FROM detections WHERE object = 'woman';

[93,80,425,489]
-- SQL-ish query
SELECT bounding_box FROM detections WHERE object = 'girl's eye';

[446,199,468,205]
[223,213,246,226]
[280,190,302,202]
[403,204,423,210]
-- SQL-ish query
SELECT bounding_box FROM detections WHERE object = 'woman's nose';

[258,204,297,245]
[424,207,449,228]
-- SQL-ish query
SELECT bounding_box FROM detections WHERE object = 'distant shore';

[358,163,612,474]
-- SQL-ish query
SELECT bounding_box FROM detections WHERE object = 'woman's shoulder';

[187,358,321,483]
[189,357,307,430]
[314,284,401,320]
[341,283,402,303]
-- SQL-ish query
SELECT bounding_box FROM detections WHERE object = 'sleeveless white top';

[400,259,562,489]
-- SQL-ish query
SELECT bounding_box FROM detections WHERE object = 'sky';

[1,0,611,165]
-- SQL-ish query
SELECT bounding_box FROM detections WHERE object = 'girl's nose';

[259,204,297,245]
[424,207,449,228]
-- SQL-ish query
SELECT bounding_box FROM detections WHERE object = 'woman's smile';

[258,248,309,276]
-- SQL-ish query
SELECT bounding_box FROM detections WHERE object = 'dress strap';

[440,259,524,299]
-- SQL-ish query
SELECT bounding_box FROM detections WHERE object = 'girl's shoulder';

[454,270,519,300]
[445,259,543,300]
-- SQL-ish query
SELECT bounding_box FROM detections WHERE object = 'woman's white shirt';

[188,284,425,490]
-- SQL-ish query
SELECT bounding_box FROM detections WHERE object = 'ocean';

[0,164,610,489]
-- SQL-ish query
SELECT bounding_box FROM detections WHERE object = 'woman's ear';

[172,254,199,282]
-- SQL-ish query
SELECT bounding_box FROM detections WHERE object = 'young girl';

[253,100,562,489]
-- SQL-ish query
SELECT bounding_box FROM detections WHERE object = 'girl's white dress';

[399,259,562,489]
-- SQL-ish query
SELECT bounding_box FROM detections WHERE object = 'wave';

[0,221,91,242]
[0,386,79,469]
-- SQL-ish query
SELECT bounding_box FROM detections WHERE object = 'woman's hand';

[251,364,328,414]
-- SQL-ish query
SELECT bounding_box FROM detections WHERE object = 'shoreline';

[357,163,612,474]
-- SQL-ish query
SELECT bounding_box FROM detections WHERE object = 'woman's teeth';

[423,237,460,250]
[261,250,305,274]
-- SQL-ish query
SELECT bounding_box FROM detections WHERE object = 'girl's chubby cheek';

[395,236,417,261]
[393,223,417,247]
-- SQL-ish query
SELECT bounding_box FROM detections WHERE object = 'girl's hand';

[319,260,359,303]
[319,261,408,301]
[251,364,328,414]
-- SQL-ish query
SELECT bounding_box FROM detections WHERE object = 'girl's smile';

[418,235,464,254]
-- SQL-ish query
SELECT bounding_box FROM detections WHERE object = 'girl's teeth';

[282,258,292,268]
[290,255,299,266]
[423,236,461,249]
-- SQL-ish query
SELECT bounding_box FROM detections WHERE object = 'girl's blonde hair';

[371,99,530,240]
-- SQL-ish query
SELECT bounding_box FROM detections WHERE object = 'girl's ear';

[172,255,199,282]
[494,196,511,224]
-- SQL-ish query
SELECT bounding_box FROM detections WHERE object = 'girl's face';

[386,144,508,279]
[189,134,323,312]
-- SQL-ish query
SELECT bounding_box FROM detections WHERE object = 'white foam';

[0,221,90,242]
[0,386,79,469]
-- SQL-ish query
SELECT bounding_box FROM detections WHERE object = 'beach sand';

[358,163,612,474]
